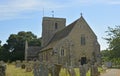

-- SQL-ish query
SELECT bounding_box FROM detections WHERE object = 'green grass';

[6,64,33,76]
[6,64,103,76]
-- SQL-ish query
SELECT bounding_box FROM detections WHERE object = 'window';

[55,23,58,29]
[81,34,86,45]
[61,49,64,56]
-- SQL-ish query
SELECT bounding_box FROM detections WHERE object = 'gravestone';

[90,63,99,76]
[49,64,61,76]
[21,61,28,69]
[68,66,76,76]
[0,61,6,76]
[33,61,49,76]
[33,61,40,76]
[79,64,86,76]
[79,57,88,76]
[15,60,21,68]
[39,63,49,76]
[26,63,32,72]
[11,62,15,65]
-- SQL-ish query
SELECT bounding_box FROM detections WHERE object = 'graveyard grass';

[6,64,103,76]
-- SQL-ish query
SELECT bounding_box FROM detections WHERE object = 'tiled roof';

[47,19,79,44]
[27,46,41,57]
[40,18,79,52]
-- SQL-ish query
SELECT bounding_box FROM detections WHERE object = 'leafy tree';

[103,26,120,65]
[101,50,112,62]
[0,44,10,62]
[105,26,120,58]
[5,31,41,62]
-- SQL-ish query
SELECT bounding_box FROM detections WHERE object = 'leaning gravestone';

[0,61,6,76]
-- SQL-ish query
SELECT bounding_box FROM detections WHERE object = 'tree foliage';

[0,31,41,62]
[105,26,120,58]
[103,26,120,65]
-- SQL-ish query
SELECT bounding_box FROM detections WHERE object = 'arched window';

[55,23,58,29]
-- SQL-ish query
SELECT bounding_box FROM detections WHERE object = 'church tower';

[42,17,66,47]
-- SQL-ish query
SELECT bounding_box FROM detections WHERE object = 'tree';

[104,26,120,60]
[0,44,10,62]
[6,31,41,62]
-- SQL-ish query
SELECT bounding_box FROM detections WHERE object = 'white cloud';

[0,0,120,21]
[0,0,64,21]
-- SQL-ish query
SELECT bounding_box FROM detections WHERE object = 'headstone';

[49,64,61,76]
[26,63,32,72]
[38,63,49,76]
[0,61,6,76]
[90,63,99,76]
[79,64,87,76]
[15,60,21,68]
[21,64,26,69]
[11,62,15,65]
[21,61,28,69]
[68,66,76,76]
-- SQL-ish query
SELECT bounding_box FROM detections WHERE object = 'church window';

[55,23,58,29]
[60,49,64,56]
[81,34,86,45]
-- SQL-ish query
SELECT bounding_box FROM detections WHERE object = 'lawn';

[6,64,33,76]
[6,64,102,76]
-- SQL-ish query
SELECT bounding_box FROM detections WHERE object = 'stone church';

[38,15,101,67]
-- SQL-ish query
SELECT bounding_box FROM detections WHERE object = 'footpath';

[100,69,120,76]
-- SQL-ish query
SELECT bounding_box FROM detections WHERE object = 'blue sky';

[0,0,120,50]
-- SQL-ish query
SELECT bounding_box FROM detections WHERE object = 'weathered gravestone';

[25,61,34,72]
[49,64,61,76]
[68,66,76,76]
[79,65,87,76]
[0,61,6,76]
[21,61,27,69]
[90,63,99,76]
[15,60,21,68]
[33,61,49,76]
[33,61,40,76]
[79,57,89,76]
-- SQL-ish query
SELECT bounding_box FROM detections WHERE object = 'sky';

[0,0,120,50]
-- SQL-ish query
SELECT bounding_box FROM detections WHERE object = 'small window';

[55,23,58,29]
[61,49,64,56]
[81,34,86,45]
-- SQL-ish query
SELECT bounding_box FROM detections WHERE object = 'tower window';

[55,23,58,29]
[81,34,86,45]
